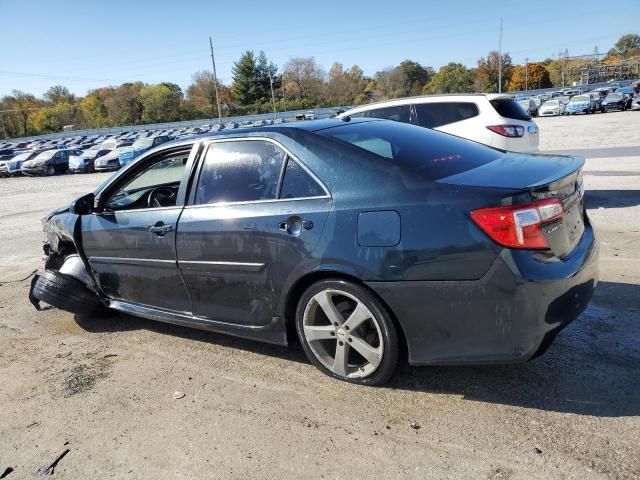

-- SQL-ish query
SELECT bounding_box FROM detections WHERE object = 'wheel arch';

[282,269,409,360]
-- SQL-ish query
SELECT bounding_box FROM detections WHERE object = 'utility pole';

[498,18,503,93]
[268,69,278,118]
[525,58,529,92]
[209,36,223,124]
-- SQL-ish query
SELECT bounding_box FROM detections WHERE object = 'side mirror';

[69,193,95,215]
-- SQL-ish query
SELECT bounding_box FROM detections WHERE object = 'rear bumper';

[367,221,598,366]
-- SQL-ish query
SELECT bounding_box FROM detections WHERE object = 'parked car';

[21,149,71,176]
[565,95,597,115]
[118,135,172,168]
[304,110,317,120]
[0,150,41,176]
[631,95,640,111]
[602,93,630,112]
[94,147,131,171]
[539,99,566,116]
[69,144,112,173]
[29,118,597,385]
[0,149,15,161]
[516,97,538,117]
[339,94,539,153]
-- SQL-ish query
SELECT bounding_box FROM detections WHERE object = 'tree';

[282,57,325,101]
[610,33,640,58]
[326,62,367,105]
[44,85,74,105]
[398,60,434,94]
[425,63,474,94]
[104,83,144,125]
[475,51,513,92]
[507,63,552,91]
[256,51,280,102]
[139,83,183,123]
[232,51,260,106]
[79,93,109,128]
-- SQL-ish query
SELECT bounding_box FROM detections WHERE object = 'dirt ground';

[1,112,639,479]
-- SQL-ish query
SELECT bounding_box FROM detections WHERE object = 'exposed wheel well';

[284,271,409,362]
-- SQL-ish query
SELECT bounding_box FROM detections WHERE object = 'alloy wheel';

[302,289,384,379]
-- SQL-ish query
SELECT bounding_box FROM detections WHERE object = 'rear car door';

[176,138,332,326]
[81,147,194,312]
[55,150,69,172]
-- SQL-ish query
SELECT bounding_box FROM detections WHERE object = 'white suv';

[338,94,539,153]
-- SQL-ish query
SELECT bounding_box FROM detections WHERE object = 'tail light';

[471,199,564,249]
[486,125,525,137]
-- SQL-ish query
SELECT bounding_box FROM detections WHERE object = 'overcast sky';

[1,0,638,97]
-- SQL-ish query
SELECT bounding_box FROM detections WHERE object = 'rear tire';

[295,279,399,386]
[32,270,106,316]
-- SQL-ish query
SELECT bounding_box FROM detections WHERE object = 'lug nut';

[330,331,335,336]
[348,338,352,343]
[338,341,344,346]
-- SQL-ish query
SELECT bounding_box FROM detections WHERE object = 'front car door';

[176,137,332,326]
[81,146,195,312]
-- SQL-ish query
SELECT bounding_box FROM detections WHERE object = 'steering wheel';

[148,186,177,208]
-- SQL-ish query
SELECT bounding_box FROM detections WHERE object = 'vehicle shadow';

[391,280,640,417]
[74,281,639,417]
[585,190,640,209]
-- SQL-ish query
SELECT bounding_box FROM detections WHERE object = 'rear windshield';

[318,120,501,180]
[490,98,531,121]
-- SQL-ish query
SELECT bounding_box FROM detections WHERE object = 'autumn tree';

[609,33,640,58]
[474,51,513,93]
[44,85,75,105]
[282,57,325,101]
[507,63,552,91]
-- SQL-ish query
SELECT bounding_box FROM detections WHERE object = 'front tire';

[45,165,55,176]
[295,280,399,386]
[32,270,106,316]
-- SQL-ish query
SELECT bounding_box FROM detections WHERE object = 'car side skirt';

[108,299,288,346]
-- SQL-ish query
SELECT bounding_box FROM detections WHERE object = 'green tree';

[232,51,260,106]
[610,33,640,58]
[425,63,474,94]
[104,83,144,125]
[79,93,109,128]
[139,83,183,123]
[256,51,280,102]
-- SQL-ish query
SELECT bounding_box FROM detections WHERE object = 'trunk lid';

[439,152,586,258]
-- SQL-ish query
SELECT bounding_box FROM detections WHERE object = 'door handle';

[278,217,313,236]
[148,222,173,236]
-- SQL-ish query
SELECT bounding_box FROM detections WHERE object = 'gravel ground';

[0,112,639,479]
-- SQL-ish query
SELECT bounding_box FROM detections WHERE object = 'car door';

[54,150,68,172]
[81,147,195,312]
[176,138,332,326]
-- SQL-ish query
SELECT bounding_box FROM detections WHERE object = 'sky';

[1,0,638,98]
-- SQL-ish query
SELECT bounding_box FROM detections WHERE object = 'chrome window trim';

[183,194,331,210]
[89,256,176,265]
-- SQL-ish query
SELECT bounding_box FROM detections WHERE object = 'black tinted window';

[319,120,501,181]
[414,102,479,128]
[363,105,411,123]
[490,98,531,120]
[195,140,285,205]
[279,159,325,199]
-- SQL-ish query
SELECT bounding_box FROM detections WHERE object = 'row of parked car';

[0,118,297,177]
[516,82,640,117]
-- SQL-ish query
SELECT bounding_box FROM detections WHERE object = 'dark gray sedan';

[30,118,598,385]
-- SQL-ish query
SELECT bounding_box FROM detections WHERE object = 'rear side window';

[279,158,325,199]
[362,105,411,123]
[414,102,479,128]
[195,140,286,205]
[319,120,501,181]
[490,98,531,121]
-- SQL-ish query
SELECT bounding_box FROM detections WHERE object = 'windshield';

[318,119,502,181]
[571,96,590,103]
[606,94,623,100]
[133,138,154,148]
[34,150,56,161]
[545,100,559,106]
[12,152,32,161]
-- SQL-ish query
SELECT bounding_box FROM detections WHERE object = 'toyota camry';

[30,118,598,385]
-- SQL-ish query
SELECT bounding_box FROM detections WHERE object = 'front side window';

[195,140,286,205]
[105,151,189,211]
[414,102,480,129]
